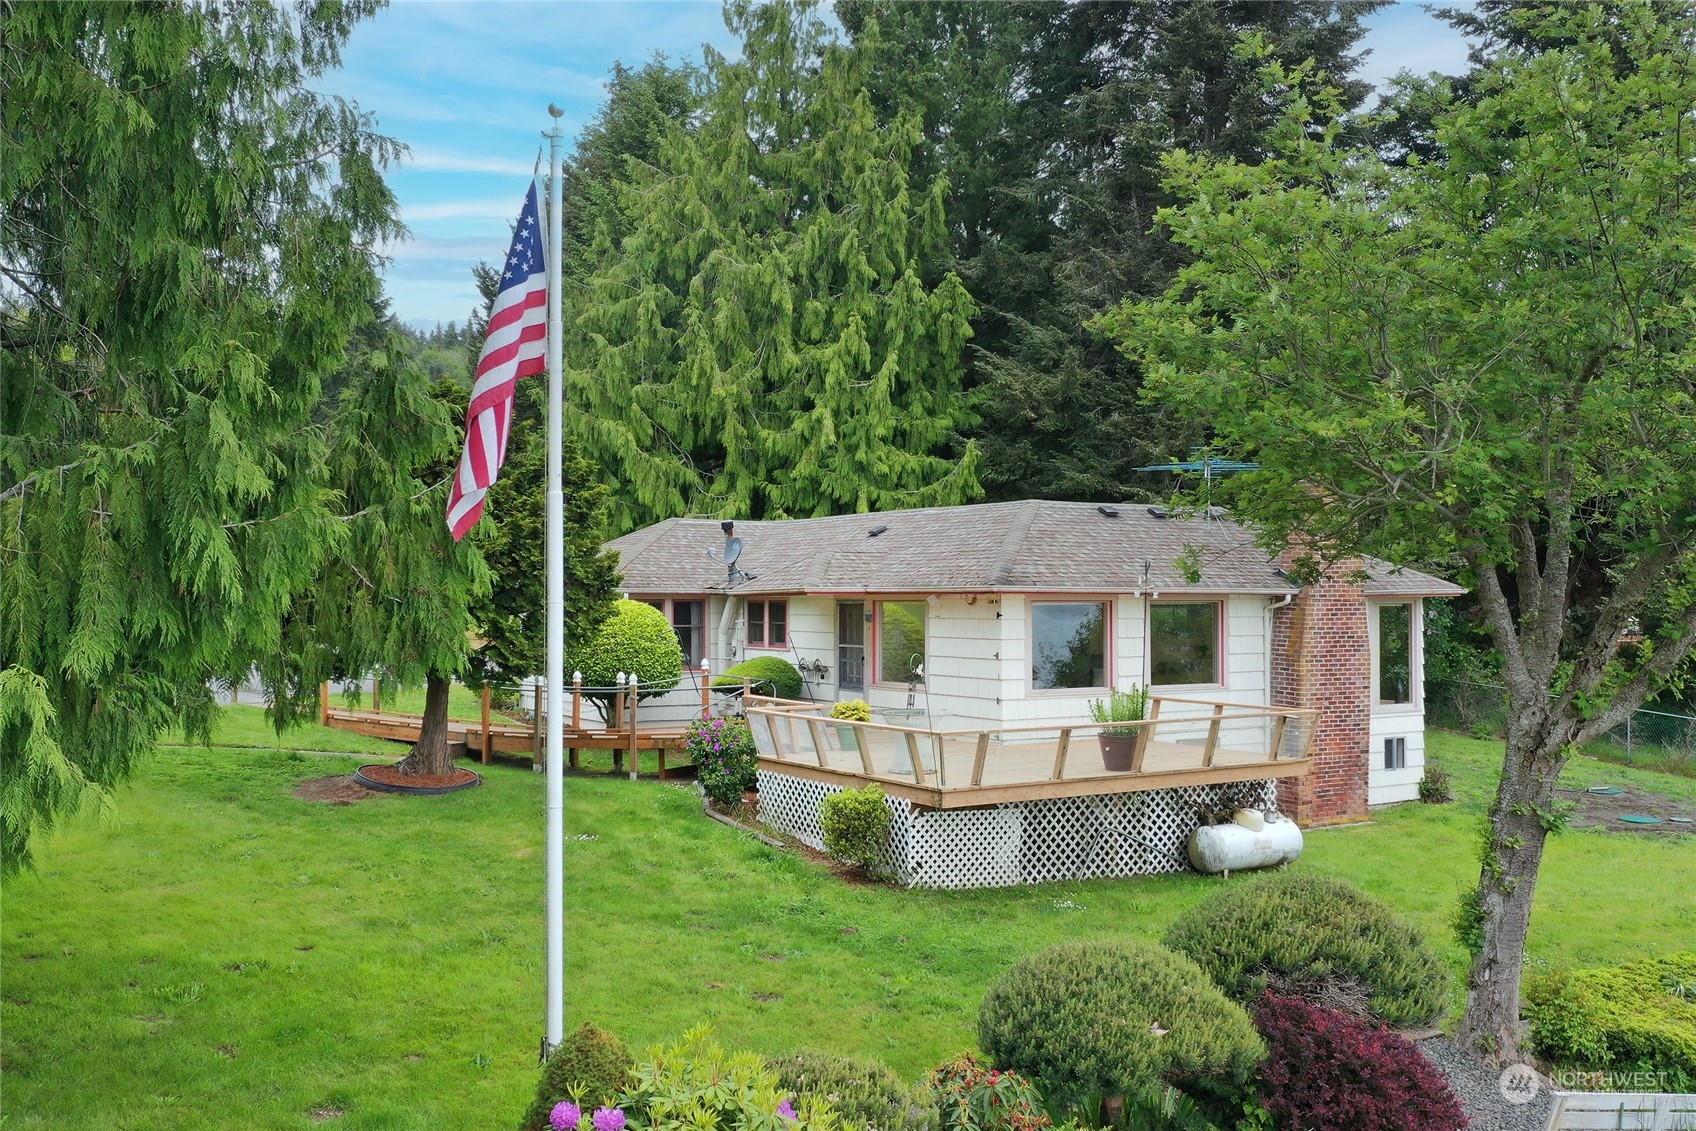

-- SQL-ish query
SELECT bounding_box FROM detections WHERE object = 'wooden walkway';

[318,682,696,777]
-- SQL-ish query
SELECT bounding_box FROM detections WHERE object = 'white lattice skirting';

[756,770,1279,889]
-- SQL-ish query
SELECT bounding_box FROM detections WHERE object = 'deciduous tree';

[1099,7,1696,1059]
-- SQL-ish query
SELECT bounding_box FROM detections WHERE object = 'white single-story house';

[610,500,1462,812]
[607,501,1461,885]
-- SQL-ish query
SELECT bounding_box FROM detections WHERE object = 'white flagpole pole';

[543,103,566,1056]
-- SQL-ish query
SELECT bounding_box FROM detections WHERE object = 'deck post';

[613,673,626,775]
[1130,719,1150,772]
[1051,728,1072,780]
[700,659,711,715]
[1202,703,1225,768]
[371,676,380,715]
[1268,714,1289,762]
[569,671,581,769]
[932,735,946,787]
[480,684,492,765]
[627,675,640,781]
[853,725,875,775]
[971,733,990,786]
[904,732,925,784]
[805,718,831,768]
[319,681,330,726]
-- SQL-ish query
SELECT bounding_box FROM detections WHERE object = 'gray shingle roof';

[607,501,1464,598]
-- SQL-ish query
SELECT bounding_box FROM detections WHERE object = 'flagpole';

[543,102,566,1056]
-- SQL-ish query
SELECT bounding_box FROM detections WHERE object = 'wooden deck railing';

[743,695,1317,808]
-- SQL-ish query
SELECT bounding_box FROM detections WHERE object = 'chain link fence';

[1426,679,1696,778]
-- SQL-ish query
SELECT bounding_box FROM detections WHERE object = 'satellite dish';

[723,536,744,565]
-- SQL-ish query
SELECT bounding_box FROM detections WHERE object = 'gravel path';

[1420,1036,1553,1131]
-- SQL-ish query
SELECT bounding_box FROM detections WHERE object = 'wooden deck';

[746,696,1316,809]
[318,681,695,776]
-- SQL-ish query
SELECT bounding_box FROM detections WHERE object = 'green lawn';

[4,717,1692,1130]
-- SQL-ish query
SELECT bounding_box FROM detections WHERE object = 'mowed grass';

[4,714,1692,1130]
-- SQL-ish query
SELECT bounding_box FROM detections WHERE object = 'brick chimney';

[1271,551,1371,826]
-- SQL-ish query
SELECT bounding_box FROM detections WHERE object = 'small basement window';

[1384,736,1407,770]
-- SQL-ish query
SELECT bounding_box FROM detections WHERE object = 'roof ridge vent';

[1098,505,1119,518]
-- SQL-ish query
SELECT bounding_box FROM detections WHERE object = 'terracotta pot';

[1098,733,1141,772]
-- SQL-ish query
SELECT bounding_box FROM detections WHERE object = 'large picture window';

[878,601,926,684]
[1032,602,1108,690]
[1150,602,1220,686]
[747,600,787,649]
[1376,602,1413,705]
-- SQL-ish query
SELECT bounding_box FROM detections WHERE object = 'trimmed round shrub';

[519,1022,634,1131]
[567,599,683,704]
[714,656,804,700]
[927,1053,1048,1131]
[1251,993,1467,1131]
[770,1051,936,1131]
[689,716,759,806]
[977,940,1265,1107]
[820,785,892,875]
[1525,952,1696,1084]
[1162,872,1450,1026]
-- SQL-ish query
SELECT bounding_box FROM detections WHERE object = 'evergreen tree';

[842,0,1384,502]
[1,1,398,869]
[570,0,981,532]
[262,317,488,778]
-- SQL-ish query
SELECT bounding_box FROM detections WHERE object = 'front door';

[837,602,865,691]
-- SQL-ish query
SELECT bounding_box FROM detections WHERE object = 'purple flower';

[778,1100,797,1121]
[593,1107,627,1131]
[551,1102,582,1131]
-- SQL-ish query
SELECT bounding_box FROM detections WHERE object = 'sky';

[315,1,1474,332]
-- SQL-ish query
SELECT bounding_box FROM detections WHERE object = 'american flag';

[446,178,549,540]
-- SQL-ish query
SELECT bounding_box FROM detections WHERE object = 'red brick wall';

[1271,555,1370,826]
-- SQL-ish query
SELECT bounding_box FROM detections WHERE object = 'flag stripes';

[446,178,549,540]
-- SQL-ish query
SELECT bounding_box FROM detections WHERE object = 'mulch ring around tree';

[292,775,388,805]
[354,763,481,795]
[1559,781,1696,835]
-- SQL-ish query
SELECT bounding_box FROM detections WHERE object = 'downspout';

[1266,590,1296,752]
[717,593,743,679]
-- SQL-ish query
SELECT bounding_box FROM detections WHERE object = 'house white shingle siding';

[608,501,1465,813]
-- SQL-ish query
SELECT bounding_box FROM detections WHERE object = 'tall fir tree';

[1,1,399,869]
[570,0,981,533]
[842,0,1384,502]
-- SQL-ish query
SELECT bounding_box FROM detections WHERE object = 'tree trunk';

[397,671,456,777]
[1455,724,1570,1064]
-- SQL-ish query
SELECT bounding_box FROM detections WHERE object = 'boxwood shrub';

[1162,872,1450,1026]
[770,1051,935,1131]
[977,940,1264,1108]
[713,656,805,700]
[1251,993,1467,1131]
[519,1022,633,1131]
[566,599,683,716]
[1525,952,1696,1086]
[820,785,893,876]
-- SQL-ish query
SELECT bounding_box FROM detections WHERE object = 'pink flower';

[778,1100,797,1121]
[551,1102,582,1131]
[593,1107,627,1131]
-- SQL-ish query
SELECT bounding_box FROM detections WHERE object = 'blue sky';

[316,1,1473,331]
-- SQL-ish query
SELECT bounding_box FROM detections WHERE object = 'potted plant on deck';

[1090,685,1151,772]
[830,698,872,747]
